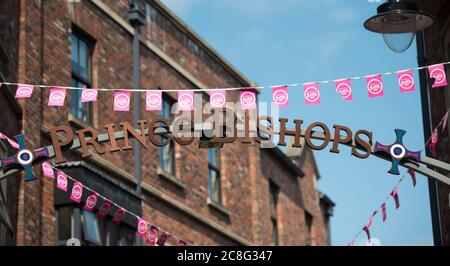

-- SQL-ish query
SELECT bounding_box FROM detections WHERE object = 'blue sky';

[160,0,434,246]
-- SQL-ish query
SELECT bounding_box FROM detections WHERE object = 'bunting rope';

[347,108,450,246]
[1,61,449,92]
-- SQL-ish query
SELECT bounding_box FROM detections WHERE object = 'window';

[0,142,10,246]
[56,207,137,246]
[71,30,93,124]
[208,148,222,205]
[160,95,176,175]
[305,211,314,246]
[269,180,279,246]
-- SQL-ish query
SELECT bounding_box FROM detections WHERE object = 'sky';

[160,0,434,246]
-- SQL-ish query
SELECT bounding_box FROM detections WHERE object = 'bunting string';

[347,107,449,246]
[45,163,191,246]
[0,62,449,112]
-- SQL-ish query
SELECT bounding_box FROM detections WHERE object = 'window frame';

[159,93,176,176]
[70,28,94,125]
[207,148,222,205]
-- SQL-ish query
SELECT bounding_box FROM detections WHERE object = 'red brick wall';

[3,0,332,246]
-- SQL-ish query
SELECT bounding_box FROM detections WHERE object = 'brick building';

[417,0,450,246]
[0,0,333,246]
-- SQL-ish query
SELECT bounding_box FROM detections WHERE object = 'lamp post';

[128,0,145,195]
[364,0,441,245]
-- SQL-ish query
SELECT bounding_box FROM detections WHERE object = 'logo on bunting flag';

[15,84,34,98]
[366,75,384,98]
[70,182,84,203]
[272,86,289,107]
[147,226,159,246]
[397,70,415,93]
[146,90,162,111]
[240,89,257,110]
[136,218,148,237]
[178,91,194,111]
[56,171,68,192]
[428,64,447,88]
[81,89,98,103]
[114,90,131,111]
[112,208,126,224]
[334,79,352,101]
[41,162,54,179]
[84,193,99,212]
[48,88,67,106]
[304,83,320,104]
[97,200,113,218]
[210,90,226,108]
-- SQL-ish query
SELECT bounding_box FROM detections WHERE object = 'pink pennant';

[146,226,159,246]
[48,88,67,106]
[363,225,371,241]
[334,79,352,101]
[112,208,126,224]
[426,128,439,157]
[15,84,34,98]
[178,240,188,246]
[84,193,99,212]
[97,200,113,218]
[407,169,416,187]
[157,232,171,246]
[381,203,387,222]
[70,182,84,203]
[114,90,131,111]
[366,75,384,98]
[146,90,162,111]
[397,70,416,93]
[0,133,19,149]
[178,91,194,111]
[136,218,148,237]
[272,86,289,108]
[56,171,68,192]
[391,186,400,209]
[442,111,449,132]
[240,89,257,110]
[41,162,54,179]
[428,64,447,88]
[81,89,98,103]
[367,210,377,228]
[304,83,320,105]
[210,90,226,108]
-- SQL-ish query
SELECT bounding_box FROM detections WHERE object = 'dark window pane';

[272,218,279,246]
[208,168,221,204]
[79,40,88,79]
[71,35,78,72]
[57,206,72,241]
[82,211,101,245]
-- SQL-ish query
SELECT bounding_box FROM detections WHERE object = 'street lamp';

[364,0,433,53]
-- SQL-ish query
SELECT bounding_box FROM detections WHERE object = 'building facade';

[417,0,450,246]
[0,0,333,246]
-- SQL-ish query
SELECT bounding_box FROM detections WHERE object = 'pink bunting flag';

[48,87,67,106]
[442,111,449,132]
[146,90,162,111]
[381,203,387,222]
[157,232,171,246]
[81,89,98,103]
[0,133,19,149]
[407,169,417,187]
[210,90,226,108]
[367,210,377,228]
[391,186,400,209]
[178,91,194,111]
[397,70,415,93]
[304,83,320,105]
[178,240,188,246]
[15,84,34,98]
[428,64,448,88]
[56,171,68,192]
[272,86,289,108]
[426,128,439,157]
[146,226,159,246]
[114,90,131,112]
[84,192,99,212]
[366,75,384,98]
[41,162,54,179]
[70,182,84,203]
[363,225,371,241]
[334,79,352,101]
[97,200,113,218]
[240,89,257,110]
[112,208,126,224]
[136,218,148,237]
